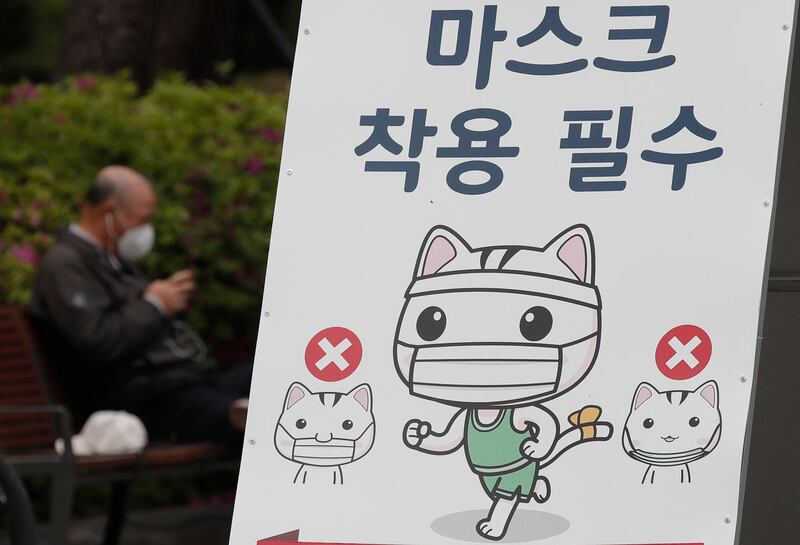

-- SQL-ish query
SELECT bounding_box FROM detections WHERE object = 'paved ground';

[2,505,233,545]
[72,505,233,545]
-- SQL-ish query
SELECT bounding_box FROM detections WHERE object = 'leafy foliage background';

[0,73,286,364]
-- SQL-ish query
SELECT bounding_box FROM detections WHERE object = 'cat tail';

[540,406,613,469]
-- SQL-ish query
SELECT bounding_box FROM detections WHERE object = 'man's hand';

[145,269,195,316]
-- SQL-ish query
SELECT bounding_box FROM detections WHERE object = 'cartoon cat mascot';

[394,225,613,541]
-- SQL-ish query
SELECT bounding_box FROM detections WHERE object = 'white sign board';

[232,2,797,545]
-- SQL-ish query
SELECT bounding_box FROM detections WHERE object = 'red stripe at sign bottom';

[257,534,703,545]
[258,541,704,545]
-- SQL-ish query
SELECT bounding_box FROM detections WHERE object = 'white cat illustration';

[394,225,612,541]
[623,381,722,484]
[274,382,375,485]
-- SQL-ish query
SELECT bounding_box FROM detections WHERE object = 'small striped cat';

[274,382,375,485]
[623,380,722,484]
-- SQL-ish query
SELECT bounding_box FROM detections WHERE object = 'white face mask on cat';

[274,383,376,467]
[105,211,155,262]
[623,381,722,467]
[284,423,375,467]
[625,441,716,467]
[394,225,601,407]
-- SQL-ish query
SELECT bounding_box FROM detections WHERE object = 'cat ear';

[697,380,719,409]
[415,226,471,278]
[631,382,658,411]
[284,382,310,411]
[545,225,595,283]
[348,384,372,412]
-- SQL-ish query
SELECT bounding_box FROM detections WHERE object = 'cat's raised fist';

[403,419,432,449]
[520,438,547,460]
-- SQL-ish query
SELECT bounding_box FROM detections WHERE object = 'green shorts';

[478,461,539,502]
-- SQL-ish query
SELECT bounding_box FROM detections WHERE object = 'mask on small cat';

[394,225,601,407]
[626,446,709,467]
[623,380,722,467]
[274,382,375,467]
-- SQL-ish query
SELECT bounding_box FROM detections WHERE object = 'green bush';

[0,73,286,363]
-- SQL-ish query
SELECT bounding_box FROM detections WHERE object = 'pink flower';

[9,244,39,266]
[244,155,265,175]
[256,127,283,143]
[75,76,97,92]
[4,83,38,106]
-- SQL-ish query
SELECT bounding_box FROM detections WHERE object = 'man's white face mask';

[106,211,155,262]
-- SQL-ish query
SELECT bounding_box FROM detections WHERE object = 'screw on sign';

[655,324,712,380]
[304,327,363,382]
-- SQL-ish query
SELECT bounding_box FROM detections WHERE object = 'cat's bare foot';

[229,399,248,431]
[533,476,550,503]
[476,518,508,541]
[476,497,517,541]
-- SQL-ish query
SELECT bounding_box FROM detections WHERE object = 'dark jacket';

[30,229,206,416]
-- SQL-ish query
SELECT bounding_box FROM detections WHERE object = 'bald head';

[79,166,157,250]
[87,166,154,207]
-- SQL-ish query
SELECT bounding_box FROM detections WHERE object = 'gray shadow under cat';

[431,509,570,543]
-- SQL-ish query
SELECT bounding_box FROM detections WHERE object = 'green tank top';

[465,409,534,475]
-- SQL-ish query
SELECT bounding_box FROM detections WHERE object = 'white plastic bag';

[55,411,148,456]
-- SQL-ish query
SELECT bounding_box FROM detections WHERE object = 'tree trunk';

[57,0,235,87]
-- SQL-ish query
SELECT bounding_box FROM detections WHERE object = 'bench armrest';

[0,405,75,460]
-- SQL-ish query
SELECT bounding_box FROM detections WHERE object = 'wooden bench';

[0,306,239,545]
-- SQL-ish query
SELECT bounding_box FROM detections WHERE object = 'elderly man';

[31,166,251,444]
